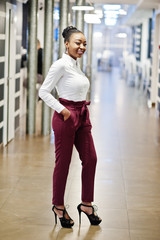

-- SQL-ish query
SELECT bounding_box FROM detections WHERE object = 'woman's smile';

[77,49,84,55]
[65,33,87,60]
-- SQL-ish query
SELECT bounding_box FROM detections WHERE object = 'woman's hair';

[62,26,82,42]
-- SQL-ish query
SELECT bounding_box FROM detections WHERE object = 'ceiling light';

[72,6,94,11]
[116,33,127,38]
[17,0,28,3]
[84,14,101,24]
[104,11,118,19]
[103,4,121,11]
[104,10,119,15]
[118,9,127,15]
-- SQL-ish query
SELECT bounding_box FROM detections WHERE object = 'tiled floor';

[0,68,160,240]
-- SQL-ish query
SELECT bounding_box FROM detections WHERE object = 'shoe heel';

[78,210,81,224]
[54,212,57,224]
[77,205,82,224]
[52,206,57,224]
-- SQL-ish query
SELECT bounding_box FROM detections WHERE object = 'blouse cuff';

[54,102,65,113]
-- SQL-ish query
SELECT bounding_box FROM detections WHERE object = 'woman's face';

[65,33,87,60]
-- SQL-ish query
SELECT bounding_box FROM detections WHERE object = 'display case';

[147,10,156,108]
[157,35,160,115]
[132,24,142,62]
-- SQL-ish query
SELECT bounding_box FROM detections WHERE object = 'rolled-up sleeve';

[39,60,65,113]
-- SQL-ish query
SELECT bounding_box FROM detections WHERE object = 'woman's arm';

[39,60,65,113]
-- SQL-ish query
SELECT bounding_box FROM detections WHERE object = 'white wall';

[141,19,148,63]
[37,0,44,48]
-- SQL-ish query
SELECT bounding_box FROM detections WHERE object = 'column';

[59,0,69,58]
[27,0,38,134]
[42,0,54,135]
[68,2,74,25]
[75,0,85,32]
[86,23,93,100]
[75,0,85,69]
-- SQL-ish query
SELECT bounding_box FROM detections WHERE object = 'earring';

[66,48,68,54]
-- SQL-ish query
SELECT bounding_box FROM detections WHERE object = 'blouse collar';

[62,53,78,67]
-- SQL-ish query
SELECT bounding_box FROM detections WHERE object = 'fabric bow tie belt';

[80,101,90,118]
[59,98,90,119]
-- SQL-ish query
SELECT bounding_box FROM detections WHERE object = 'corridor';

[0,68,160,240]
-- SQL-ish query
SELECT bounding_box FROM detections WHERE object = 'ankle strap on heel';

[53,205,65,212]
[80,203,99,215]
[80,203,93,208]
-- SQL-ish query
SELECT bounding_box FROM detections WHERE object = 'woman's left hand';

[60,108,71,121]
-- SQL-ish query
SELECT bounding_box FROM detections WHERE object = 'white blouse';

[39,53,90,113]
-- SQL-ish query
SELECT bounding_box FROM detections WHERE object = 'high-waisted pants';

[52,98,97,205]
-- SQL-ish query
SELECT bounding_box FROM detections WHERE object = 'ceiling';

[86,0,160,25]
[59,0,160,9]
[86,0,160,8]
[56,0,160,26]
[87,0,139,4]
[87,0,160,10]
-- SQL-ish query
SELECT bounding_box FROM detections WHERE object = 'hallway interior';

[0,68,160,240]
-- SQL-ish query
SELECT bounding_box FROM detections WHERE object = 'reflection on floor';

[0,68,160,240]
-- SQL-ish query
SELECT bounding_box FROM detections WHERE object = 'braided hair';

[62,26,82,42]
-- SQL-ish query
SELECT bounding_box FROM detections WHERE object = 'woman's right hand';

[60,108,71,121]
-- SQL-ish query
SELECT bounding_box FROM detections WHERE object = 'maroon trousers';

[52,98,97,205]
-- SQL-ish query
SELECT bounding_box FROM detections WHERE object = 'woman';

[39,26,102,228]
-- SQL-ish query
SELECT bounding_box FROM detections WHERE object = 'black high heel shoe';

[77,203,102,225]
[52,205,74,228]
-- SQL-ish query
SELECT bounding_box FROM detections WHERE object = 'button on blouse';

[39,53,90,113]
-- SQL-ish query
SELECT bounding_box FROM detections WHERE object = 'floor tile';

[130,229,160,240]
[128,210,160,230]
[124,180,160,197]
[126,195,160,210]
